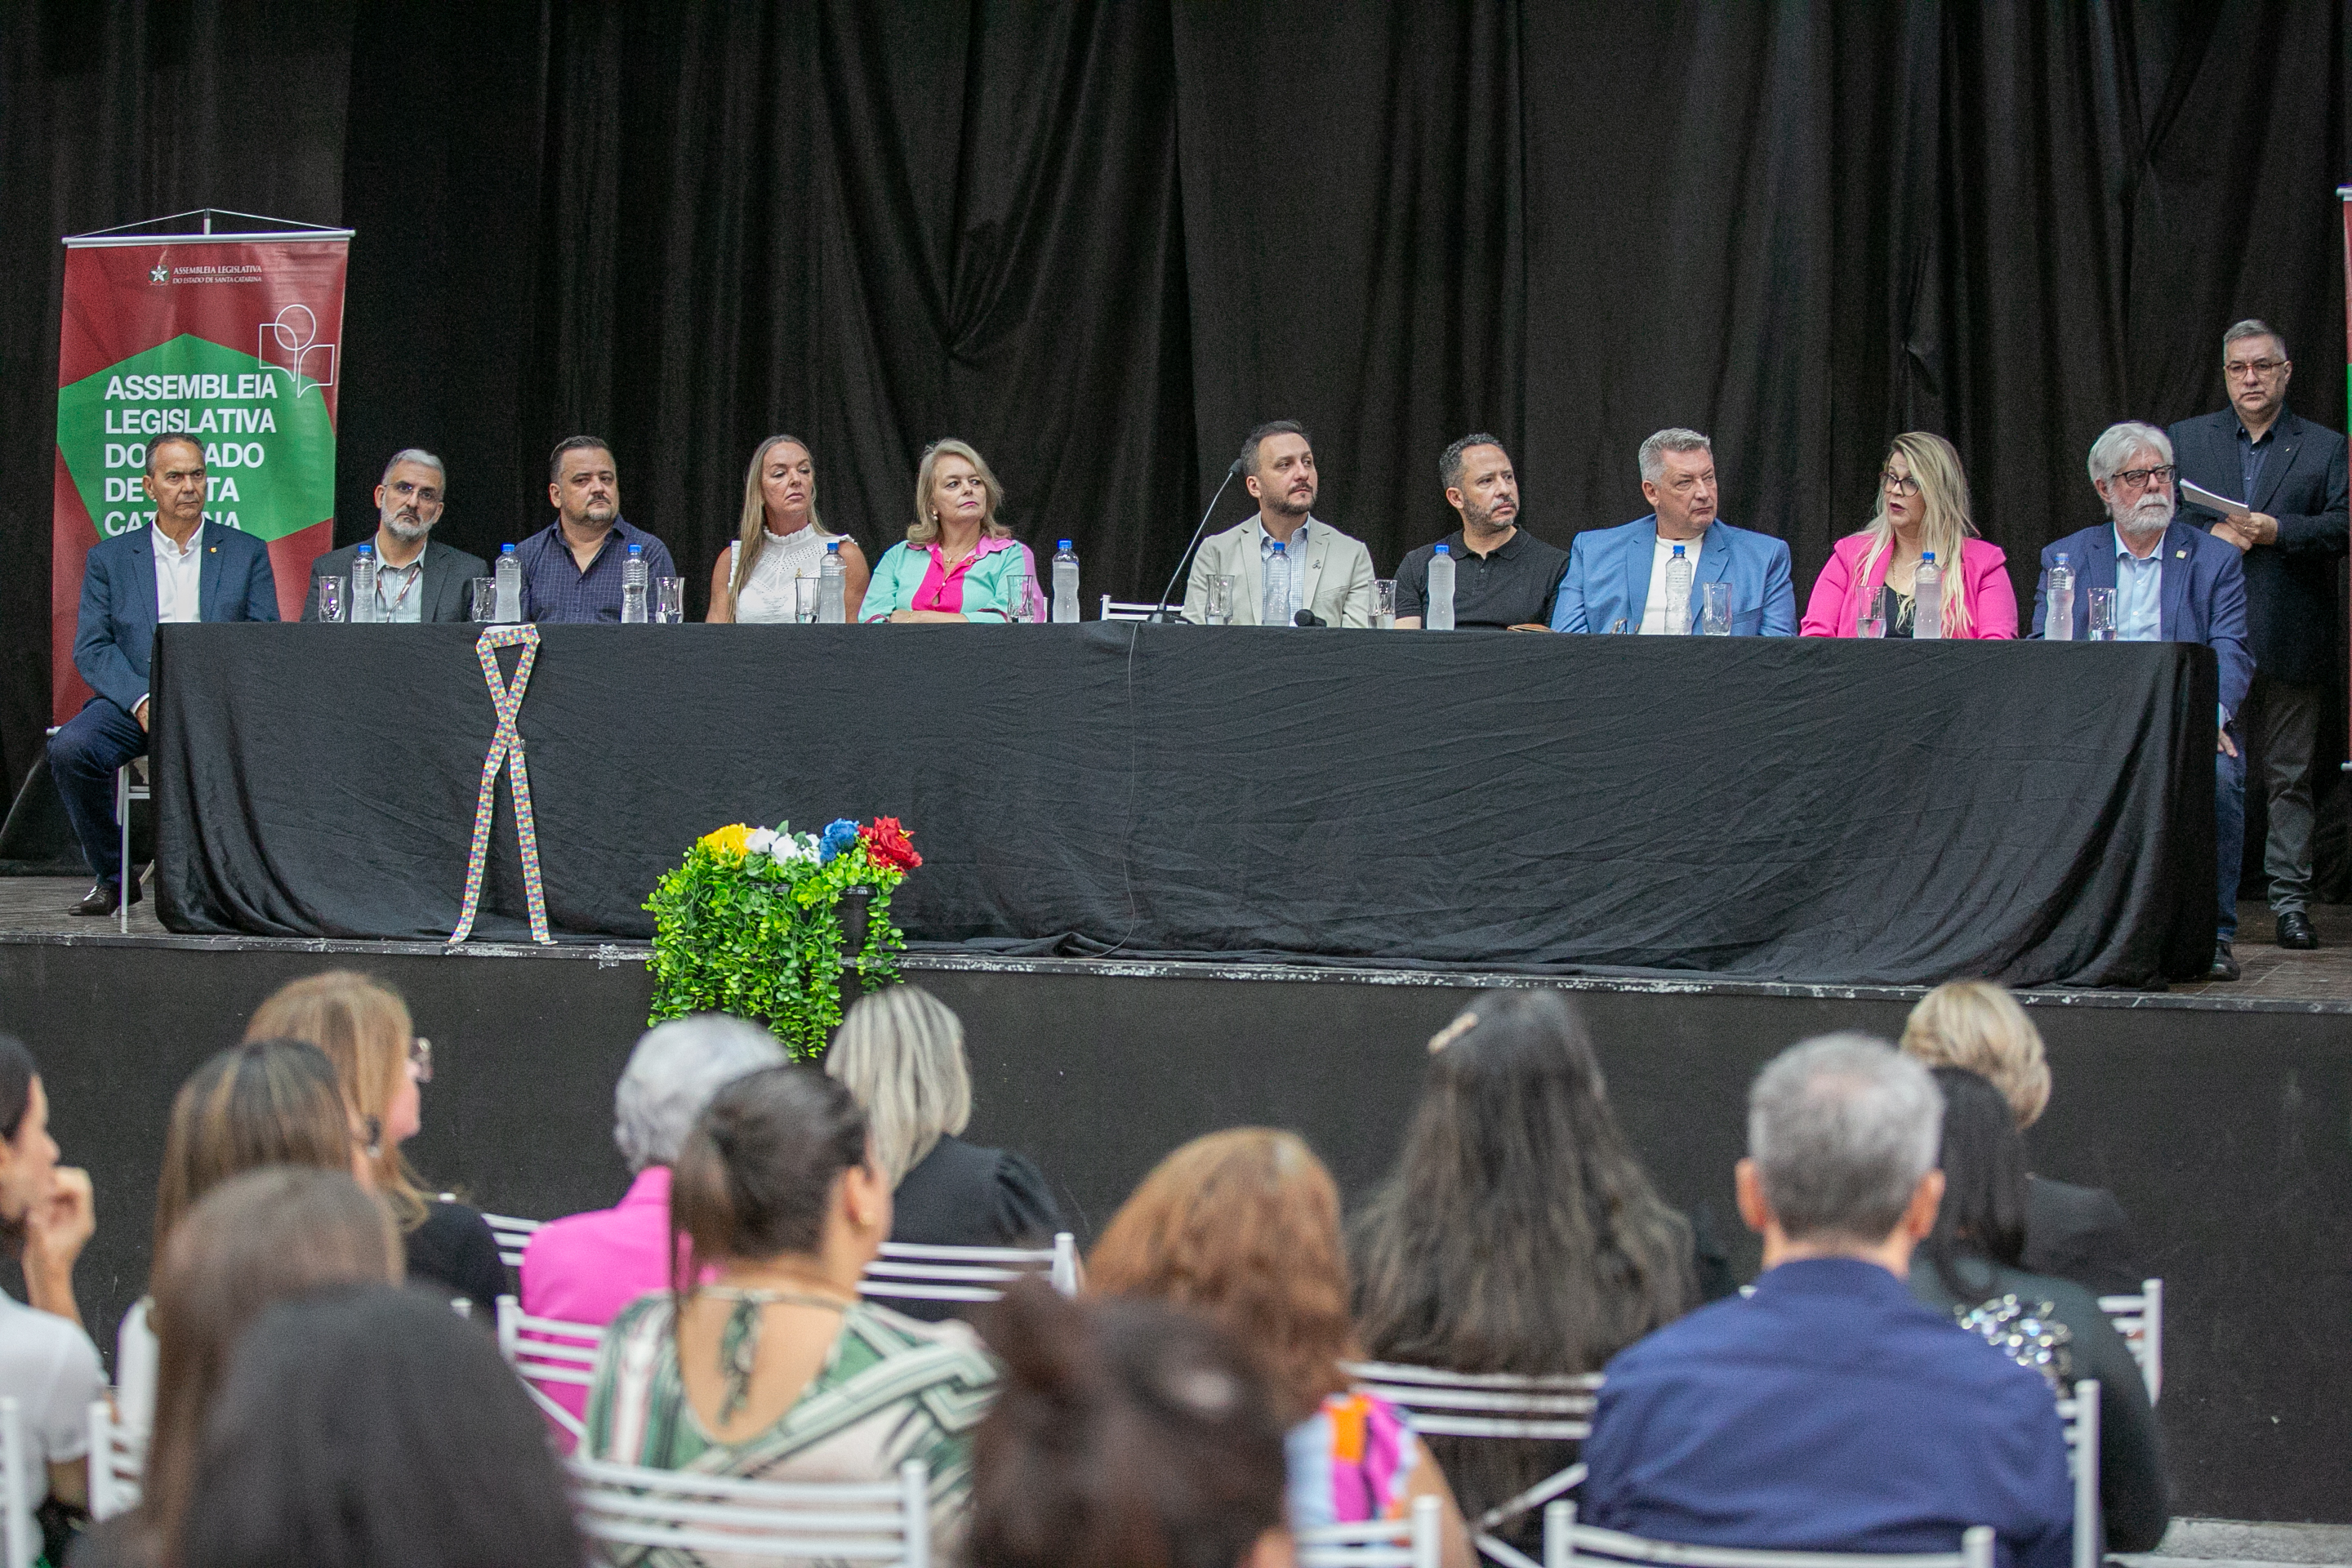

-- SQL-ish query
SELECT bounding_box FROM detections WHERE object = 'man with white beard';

[302,449,488,622]
[2033,421,2252,979]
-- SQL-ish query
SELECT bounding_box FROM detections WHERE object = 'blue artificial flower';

[818,818,861,863]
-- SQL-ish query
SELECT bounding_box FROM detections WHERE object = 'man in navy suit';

[49,433,279,915]
[2168,320,2350,953]
[1550,428,1796,635]
[2031,421,2252,980]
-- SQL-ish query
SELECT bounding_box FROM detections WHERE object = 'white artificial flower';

[772,833,817,864]
[744,826,778,856]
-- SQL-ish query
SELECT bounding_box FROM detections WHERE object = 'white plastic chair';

[1341,1361,1601,1557]
[2094,1279,2162,1402]
[858,1232,1080,1307]
[114,761,149,933]
[2056,1379,2101,1568]
[1098,595,1178,621]
[495,1294,598,1441]
[1299,1493,1443,1568]
[568,1453,930,1566]
[1,1397,33,1568]
[1539,1503,1994,1568]
[84,1400,144,1521]
[482,1210,541,1270]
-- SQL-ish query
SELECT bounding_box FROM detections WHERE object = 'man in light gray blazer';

[1183,420,1377,626]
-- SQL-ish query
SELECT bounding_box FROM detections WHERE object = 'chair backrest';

[1298,1493,1443,1568]
[2056,1379,2100,1568]
[1542,1502,1996,1568]
[481,1210,541,1270]
[858,1232,1079,1307]
[0,1397,32,1568]
[1098,595,1177,621]
[2094,1279,2161,1403]
[84,1400,145,1522]
[1340,1361,1602,1545]
[568,1453,931,1566]
[495,1294,599,1441]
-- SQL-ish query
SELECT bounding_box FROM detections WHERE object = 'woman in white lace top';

[708,434,871,622]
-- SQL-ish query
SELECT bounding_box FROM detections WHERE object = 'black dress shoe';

[2207,942,2240,982]
[68,881,120,916]
[2276,911,2319,951]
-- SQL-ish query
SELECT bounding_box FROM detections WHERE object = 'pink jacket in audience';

[518,1166,673,1423]
[1800,534,2017,639]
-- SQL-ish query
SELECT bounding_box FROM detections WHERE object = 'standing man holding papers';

[1551,428,1795,635]
[301,449,488,622]
[1182,421,1377,626]
[2169,320,2350,952]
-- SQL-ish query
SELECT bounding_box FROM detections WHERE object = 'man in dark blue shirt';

[517,435,679,622]
[1583,1036,2074,1568]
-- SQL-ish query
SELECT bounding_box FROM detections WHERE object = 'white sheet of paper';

[2180,479,2246,515]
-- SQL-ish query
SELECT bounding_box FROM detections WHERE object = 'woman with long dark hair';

[1349,991,1702,1535]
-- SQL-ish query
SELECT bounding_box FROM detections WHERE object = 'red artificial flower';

[860,816,922,871]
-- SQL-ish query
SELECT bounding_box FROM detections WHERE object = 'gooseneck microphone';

[1152,457,1246,622]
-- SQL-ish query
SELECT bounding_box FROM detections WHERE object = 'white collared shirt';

[1641,531,1703,634]
[153,522,203,625]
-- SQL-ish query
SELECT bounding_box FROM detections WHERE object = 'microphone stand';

[1151,458,1245,622]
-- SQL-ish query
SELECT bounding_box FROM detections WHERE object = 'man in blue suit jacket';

[50,433,278,915]
[2031,421,2252,979]
[1550,428,1796,635]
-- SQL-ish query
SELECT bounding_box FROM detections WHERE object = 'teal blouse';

[862,537,1042,622]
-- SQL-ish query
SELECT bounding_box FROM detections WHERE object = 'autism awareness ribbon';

[448,625,554,946]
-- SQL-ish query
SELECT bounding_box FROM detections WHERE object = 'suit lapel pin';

[2175,549,2186,559]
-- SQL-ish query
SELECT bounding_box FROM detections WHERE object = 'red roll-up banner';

[51,212,352,724]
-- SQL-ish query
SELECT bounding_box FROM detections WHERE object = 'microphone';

[1151,457,1245,622]
[1292,608,1326,627]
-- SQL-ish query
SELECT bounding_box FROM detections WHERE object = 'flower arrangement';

[644,815,922,1058]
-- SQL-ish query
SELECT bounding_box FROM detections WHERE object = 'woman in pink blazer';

[1801,432,2018,639]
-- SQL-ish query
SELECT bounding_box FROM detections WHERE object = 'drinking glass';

[654,577,685,624]
[470,577,497,622]
[1372,578,1397,629]
[1205,572,1236,626]
[1004,575,1038,623]
[2087,587,2117,642]
[1855,588,1886,639]
[1698,581,1732,635]
[793,576,819,624]
[318,577,345,622]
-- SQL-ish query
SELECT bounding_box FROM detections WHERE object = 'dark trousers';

[2216,727,2245,943]
[47,697,146,886]
[2246,677,2322,915]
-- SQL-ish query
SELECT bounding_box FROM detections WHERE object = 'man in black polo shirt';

[1395,433,1570,628]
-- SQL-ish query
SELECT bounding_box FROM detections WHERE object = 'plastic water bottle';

[1050,541,1080,622]
[621,543,648,623]
[494,543,522,622]
[350,542,378,623]
[1426,543,1456,630]
[817,541,847,623]
[1913,550,1942,639]
[1663,544,1692,634]
[1266,542,1293,626]
[2046,552,2074,641]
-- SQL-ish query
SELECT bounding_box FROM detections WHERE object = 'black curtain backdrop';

[2,2,2346,861]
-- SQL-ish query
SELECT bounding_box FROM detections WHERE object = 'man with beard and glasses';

[1393,434,1568,629]
[2034,421,2252,979]
[1183,420,1377,626]
[517,435,679,623]
[302,450,487,622]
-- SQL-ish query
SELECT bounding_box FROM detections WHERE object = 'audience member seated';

[1392,434,1568,629]
[862,439,1041,621]
[969,1281,1292,1568]
[1181,421,1378,626]
[176,1285,584,1568]
[1909,1067,2169,1553]
[118,1038,363,1438]
[1349,992,1703,1536]
[519,435,679,623]
[246,972,505,1312]
[582,1067,999,1553]
[69,1168,401,1568]
[1088,1128,1475,1568]
[1800,432,2017,639]
[0,1035,104,1557]
[1900,980,2142,1294]
[710,434,871,622]
[1551,428,1796,635]
[1581,1035,2074,1567]
[827,986,1063,1319]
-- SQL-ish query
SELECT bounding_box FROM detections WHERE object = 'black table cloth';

[151,624,2216,987]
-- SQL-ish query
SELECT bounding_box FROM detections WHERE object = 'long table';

[151,624,2217,986]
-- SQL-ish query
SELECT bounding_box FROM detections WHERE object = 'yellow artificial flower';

[700,822,753,860]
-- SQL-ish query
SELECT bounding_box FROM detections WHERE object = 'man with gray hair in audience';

[515,1016,787,1423]
[2033,420,2252,980]
[1582,1035,2073,1566]
[1551,427,1795,635]
[301,448,489,621]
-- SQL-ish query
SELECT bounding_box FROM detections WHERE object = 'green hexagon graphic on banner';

[56,333,336,543]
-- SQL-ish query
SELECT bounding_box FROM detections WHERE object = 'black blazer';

[301,537,491,623]
[2022,1174,2141,1298]
[2168,408,2350,686]
[887,1134,1063,1323]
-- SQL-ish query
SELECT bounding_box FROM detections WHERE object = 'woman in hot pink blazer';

[1802,432,2018,639]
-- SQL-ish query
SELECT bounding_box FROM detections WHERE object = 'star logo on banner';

[149,261,169,284]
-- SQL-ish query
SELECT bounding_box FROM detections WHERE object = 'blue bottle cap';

[1672,544,1684,556]
[1272,541,1287,554]
[2056,552,2069,566]
[826,540,840,553]
[356,543,373,556]
[501,543,515,554]
[627,542,643,556]
[1434,543,1449,555]
[1058,539,1073,550]
[1922,550,1935,562]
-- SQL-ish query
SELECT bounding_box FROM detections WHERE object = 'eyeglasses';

[1880,471,1920,497]
[2225,359,2286,379]
[409,1036,433,1083]
[2109,465,2176,491]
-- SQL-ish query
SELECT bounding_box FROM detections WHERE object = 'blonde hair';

[909,439,1009,544]
[245,972,430,1228]
[825,987,972,1186]
[728,435,828,610]
[1899,980,2051,1128]
[1855,432,1978,635]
